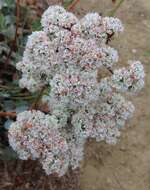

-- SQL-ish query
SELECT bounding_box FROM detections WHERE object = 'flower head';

[10,5,145,177]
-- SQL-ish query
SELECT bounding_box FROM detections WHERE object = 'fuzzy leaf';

[0,147,18,160]
[4,119,13,129]
[0,13,5,29]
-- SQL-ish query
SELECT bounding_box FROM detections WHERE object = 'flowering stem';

[0,84,19,90]
[10,95,35,100]
[108,0,125,16]
[30,87,47,110]
[108,68,114,74]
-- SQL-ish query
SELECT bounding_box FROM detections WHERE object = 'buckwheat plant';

[9,6,145,177]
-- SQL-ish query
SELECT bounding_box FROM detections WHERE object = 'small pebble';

[132,49,137,54]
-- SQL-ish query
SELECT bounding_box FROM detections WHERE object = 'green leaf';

[0,13,5,29]
[4,0,15,8]
[4,100,15,112]
[0,92,10,98]
[32,18,42,31]
[0,147,18,160]
[2,24,15,39]
[0,0,5,9]
[63,0,74,9]
[5,15,16,25]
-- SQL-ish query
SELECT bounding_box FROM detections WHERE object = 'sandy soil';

[76,0,150,190]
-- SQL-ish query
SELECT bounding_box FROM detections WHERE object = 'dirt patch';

[77,0,150,190]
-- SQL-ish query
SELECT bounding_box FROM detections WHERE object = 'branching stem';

[108,0,125,16]
[0,112,16,118]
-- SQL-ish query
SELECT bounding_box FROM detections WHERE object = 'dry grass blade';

[67,0,80,11]
[109,0,125,16]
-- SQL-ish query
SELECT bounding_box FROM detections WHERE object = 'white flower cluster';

[9,5,145,176]
[111,60,145,93]
[9,110,85,176]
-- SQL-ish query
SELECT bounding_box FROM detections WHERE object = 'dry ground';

[77,0,150,190]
